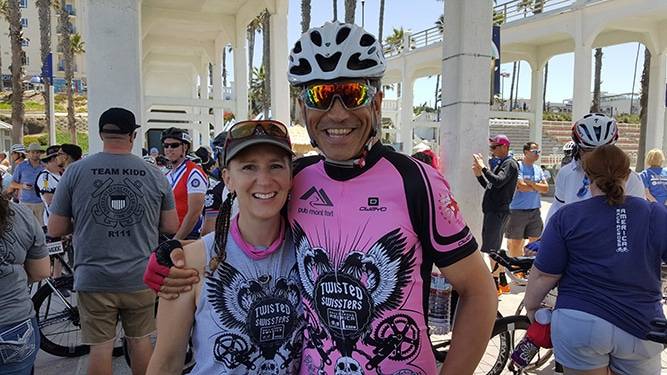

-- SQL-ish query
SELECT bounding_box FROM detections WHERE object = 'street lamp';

[361,0,365,27]
[500,71,510,110]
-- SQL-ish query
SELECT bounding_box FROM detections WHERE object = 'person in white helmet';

[561,140,575,167]
[545,113,645,224]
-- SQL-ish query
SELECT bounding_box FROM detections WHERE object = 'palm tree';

[222,44,230,87]
[590,48,603,112]
[56,0,77,143]
[247,15,262,114]
[637,48,651,170]
[301,0,311,33]
[332,0,337,21]
[542,61,548,111]
[37,0,52,142]
[509,62,517,111]
[344,0,356,24]
[378,0,385,42]
[249,66,266,117]
[385,27,405,54]
[5,0,25,143]
[261,10,271,119]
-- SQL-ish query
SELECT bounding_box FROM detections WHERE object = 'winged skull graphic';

[292,222,415,323]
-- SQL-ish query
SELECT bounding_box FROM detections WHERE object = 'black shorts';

[506,209,543,239]
[481,211,510,253]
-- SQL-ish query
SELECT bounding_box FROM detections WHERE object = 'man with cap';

[35,145,63,226]
[48,107,179,375]
[161,127,207,240]
[473,134,519,294]
[10,143,45,221]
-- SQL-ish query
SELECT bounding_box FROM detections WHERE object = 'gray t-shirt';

[190,228,303,374]
[50,152,175,292]
[0,201,48,325]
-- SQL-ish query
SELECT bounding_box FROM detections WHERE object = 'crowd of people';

[0,20,666,375]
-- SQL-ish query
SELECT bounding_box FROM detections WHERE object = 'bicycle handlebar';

[488,249,535,274]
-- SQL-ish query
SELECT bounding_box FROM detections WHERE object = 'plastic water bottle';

[428,273,452,335]
[511,308,552,368]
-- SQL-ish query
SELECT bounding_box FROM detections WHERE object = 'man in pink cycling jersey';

[145,22,497,374]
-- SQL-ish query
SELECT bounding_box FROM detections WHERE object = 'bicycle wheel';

[432,312,511,375]
[32,276,88,357]
[32,276,124,358]
[513,308,554,371]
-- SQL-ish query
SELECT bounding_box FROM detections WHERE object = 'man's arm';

[173,193,205,239]
[439,251,497,375]
[515,179,533,192]
[481,159,518,188]
[159,208,179,235]
[646,188,657,202]
[527,179,549,194]
[48,213,73,237]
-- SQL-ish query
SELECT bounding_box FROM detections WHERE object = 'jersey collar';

[323,141,385,181]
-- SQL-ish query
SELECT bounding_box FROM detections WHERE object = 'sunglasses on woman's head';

[227,120,289,140]
[301,81,377,111]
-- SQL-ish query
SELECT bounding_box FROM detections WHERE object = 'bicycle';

[32,236,124,357]
[488,249,558,373]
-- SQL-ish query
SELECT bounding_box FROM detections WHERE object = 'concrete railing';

[493,0,574,24]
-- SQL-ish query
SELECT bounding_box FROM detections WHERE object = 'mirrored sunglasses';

[302,81,376,111]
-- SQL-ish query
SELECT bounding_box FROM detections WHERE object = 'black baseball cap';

[99,107,141,134]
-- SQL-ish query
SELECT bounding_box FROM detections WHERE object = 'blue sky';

[283,0,645,107]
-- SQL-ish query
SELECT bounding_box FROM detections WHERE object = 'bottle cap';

[535,308,552,325]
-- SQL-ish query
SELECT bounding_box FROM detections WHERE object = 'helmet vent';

[289,58,313,76]
[315,52,342,72]
[336,27,351,44]
[310,31,322,47]
[360,34,376,47]
[293,41,302,54]
[347,52,378,70]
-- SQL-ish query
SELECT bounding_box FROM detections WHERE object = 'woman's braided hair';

[206,191,236,275]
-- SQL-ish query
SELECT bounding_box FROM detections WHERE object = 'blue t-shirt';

[536,196,667,339]
[510,162,544,210]
[640,167,667,205]
[12,160,44,203]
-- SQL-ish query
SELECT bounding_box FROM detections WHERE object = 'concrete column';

[530,62,544,147]
[571,31,592,121]
[234,18,249,122]
[212,42,224,134]
[85,0,143,154]
[270,0,290,124]
[440,0,493,238]
[399,76,414,153]
[646,51,666,151]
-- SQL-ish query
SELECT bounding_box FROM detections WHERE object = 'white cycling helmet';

[572,113,618,149]
[288,21,386,86]
[562,140,575,153]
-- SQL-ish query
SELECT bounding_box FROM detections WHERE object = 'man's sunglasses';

[529,149,541,155]
[302,81,376,111]
[490,144,502,150]
[162,142,182,149]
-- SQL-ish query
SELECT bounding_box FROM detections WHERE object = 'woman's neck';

[589,182,604,197]
[236,214,282,247]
